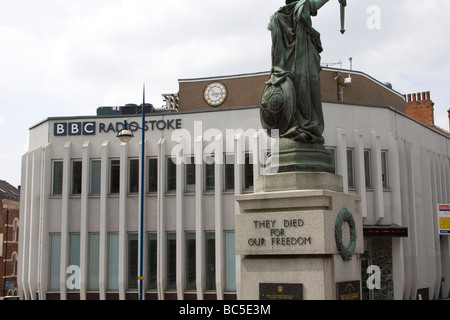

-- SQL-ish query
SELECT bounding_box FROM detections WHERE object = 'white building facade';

[19,73,450,300]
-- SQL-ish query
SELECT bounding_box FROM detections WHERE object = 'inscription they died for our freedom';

[248,219,311,247]
[235,211,329,255]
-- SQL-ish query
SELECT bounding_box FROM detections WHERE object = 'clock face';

[204,82,227,107]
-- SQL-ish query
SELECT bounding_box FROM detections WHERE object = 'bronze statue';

[261,0,346,173]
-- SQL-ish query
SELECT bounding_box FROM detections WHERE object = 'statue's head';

[286,0,297,4]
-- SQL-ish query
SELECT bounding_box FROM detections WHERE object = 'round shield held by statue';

[259,77,295,137]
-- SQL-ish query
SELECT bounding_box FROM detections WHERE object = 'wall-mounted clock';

[204,82,227,107]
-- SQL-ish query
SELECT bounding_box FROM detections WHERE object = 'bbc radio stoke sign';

[54,119,183,136]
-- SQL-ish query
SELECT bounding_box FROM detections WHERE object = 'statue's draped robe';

[267,0,325,144]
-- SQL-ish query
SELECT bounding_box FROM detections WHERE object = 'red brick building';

[0,180,20,297]
[404,91,450,137]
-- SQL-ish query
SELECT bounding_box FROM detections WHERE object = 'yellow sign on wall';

[439,205,450,235]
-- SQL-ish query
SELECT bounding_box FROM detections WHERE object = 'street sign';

[5,281,15,290]
[438,204,450,235]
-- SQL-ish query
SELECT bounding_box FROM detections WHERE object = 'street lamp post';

[117,84,146,301]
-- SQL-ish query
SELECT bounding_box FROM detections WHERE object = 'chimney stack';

[404,91,434,126]
[448,109,450,131]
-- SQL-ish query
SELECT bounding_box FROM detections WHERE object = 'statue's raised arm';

[312,0,330,11]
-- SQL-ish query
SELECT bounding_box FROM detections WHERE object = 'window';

[260,150,268,171]
[166,233,176,290]
[110,159,120,194]
[108,233,119,290]
[69,234,80,291]
[52,160,63,195]
[167,157,177,193]
[148,158,158,193]
[147,233,157,290]
[244,153,254,191]
[13,219,18,242]
[11,252,17,276]
[381,151,389,189]
[71,160,82,195]
[224,154,235,191]
[205,154,215,192]
[347,149,355,188]
[225,232,236,292]
[128,233,138,290]
[326,147,336,171]
[69,234,80,267]
[364,150,372,188]
[90,160,101,195]
[185,156,195,193]
[185,233,196,291]
[49,234,61,291]
[88,234,100,291]
[129,159,139,194]
[205,232,216,291]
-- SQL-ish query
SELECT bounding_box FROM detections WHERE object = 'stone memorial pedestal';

[235,172,364,300]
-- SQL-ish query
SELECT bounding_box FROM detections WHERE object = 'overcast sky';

[1,0,449,187]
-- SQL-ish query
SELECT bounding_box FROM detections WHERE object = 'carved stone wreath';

[335,207,357,261]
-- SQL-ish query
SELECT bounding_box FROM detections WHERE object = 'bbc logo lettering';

[54,122,96,136]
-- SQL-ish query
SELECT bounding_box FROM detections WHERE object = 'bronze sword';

[339,0,347,34]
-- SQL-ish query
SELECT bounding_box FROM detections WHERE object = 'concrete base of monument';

[235,172,364,300]
[240,254,362,300]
